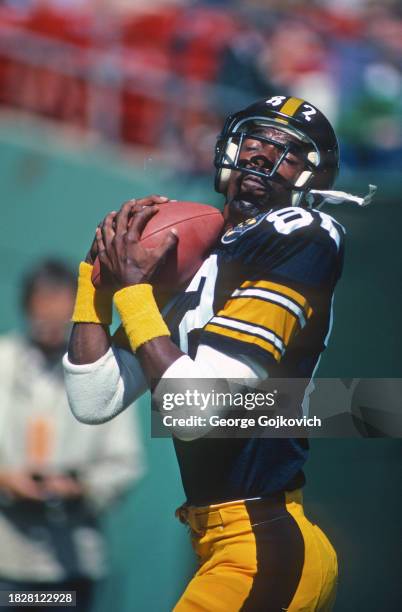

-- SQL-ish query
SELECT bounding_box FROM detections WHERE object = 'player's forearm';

[113,284,185,384]
[137,337,184,384]
[69,262,114,364]
[68,322,111,364]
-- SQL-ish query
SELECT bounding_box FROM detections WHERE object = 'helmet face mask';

[217,123,318,189]
[215,97,339,207]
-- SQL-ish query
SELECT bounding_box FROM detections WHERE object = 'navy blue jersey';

[164,206,345,505]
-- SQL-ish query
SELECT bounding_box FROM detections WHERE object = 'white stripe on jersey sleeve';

[231,287,307,328]
[209,315,286,356]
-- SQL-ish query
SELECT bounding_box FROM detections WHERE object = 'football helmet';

[214,95,340,206]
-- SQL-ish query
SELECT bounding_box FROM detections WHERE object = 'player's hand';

[0,471,44,502]
[130,194,171,211]
[85,195,170,265]
[85,221,104,265]
[97,198,178,287]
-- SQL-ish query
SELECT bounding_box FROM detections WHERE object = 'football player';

[64,96,373,611]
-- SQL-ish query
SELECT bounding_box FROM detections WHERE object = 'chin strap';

[306,184,377,209]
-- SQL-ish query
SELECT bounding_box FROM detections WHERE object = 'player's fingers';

[100,211,116,232]
[88,220,104,256]
[96,227,108,264]
[129,196,173,225]
[101,211,117,251]
[135,195,170,208]
[115,201,132,235]
[127,205,159,242]
[129,196,168,218]
[153,229,178,261]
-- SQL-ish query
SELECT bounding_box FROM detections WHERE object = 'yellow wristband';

[113,284,170,351]
[71,262,113,325]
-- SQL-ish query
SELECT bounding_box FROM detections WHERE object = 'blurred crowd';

[0,0,401,174]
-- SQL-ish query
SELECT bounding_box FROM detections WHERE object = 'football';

[91,201,224,290]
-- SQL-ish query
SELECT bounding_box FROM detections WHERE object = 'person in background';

[0,259,145,611]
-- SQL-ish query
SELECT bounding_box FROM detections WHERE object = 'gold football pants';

[174,490,337,611]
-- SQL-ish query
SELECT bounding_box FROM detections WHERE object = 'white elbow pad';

[63,347,148,424]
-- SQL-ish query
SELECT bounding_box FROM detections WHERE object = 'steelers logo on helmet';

[214,96,339,207]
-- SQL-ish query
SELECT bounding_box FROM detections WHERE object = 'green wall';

[1,124,400,611]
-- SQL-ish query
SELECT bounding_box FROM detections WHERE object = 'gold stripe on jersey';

[241,280,313,317]
[204,323,283,362]
[204,280,312,363]
[217,299,298,348]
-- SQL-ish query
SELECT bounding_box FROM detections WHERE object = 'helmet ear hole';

[216,141,239,193]
[307,151,319,165]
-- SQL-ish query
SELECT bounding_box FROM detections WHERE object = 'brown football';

[91,201,224,290]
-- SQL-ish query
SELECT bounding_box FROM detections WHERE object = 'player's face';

[224,127,308,223]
